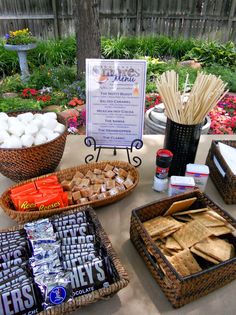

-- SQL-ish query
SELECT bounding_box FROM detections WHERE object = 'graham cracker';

[190,247,220,264]
[143,216,182,238]
[165,236,182,250]
[164,197,197,216]
[194,237,235,262]
[189,212,226,227]
[207,225,233,236]
[173,207,209,216]
[169,249,202,277]
[172,220,212,248]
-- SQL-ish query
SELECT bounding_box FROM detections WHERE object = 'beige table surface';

[1,135,236,315]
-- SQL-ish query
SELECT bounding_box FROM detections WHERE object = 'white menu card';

[86,59,147,148]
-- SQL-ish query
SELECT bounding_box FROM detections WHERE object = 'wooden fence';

[0,0,235,42]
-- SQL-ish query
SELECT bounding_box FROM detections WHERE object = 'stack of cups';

[153,149,173,192]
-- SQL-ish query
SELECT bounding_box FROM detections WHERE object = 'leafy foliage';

[0,97,41,112]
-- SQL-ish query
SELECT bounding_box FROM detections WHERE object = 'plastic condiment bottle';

[153,149,173,192]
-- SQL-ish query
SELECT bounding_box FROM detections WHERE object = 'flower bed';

[145,94,236,135]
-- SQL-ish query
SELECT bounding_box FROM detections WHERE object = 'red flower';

[68,98,84,106]
[22,88,38,98]
[36,95,51,103]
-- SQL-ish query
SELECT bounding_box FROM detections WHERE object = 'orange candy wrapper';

[10,175,68,212]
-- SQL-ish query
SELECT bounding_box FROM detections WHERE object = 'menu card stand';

[84,136,143,167]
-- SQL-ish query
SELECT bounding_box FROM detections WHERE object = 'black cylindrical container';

[164,118,202,176]
[156,149,173,179]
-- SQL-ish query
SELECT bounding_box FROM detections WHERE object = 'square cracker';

[207,225,233,236]
[169,249,202,276]
[164,197,197,216]
[143,216,182,238]
[190,247,220,264]
[172,220,212,248]
[189,212,226,227]
[165,236,182,250]
[194,237,235,262]
[173,207,208,216]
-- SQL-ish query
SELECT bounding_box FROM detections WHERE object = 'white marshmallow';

[7,117,18,126]
[54,123,65,134]
[24,124,39,136]
[0,113,9,121]
[21,134,34,147]
[17,112,34,122]
[0,130,10,144]
[0,121,8,131]
[8,122,25,137]
[32,118,43,129]
[2,135,22,149]
[34,113,44,120]
[42,118,57,130]
[34,134,47,146]
[47,132,60,142]
[38,128,54,138]
[43,112,57,120]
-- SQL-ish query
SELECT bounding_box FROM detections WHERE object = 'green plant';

[0,97,41,112]
[5,28,36,45]
[62,79,86,101]
[0,74,25,93]
[183,41,236,67]
[0,39,19,77]
[204,64,236,92]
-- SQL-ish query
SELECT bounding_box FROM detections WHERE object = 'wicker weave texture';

[130,190,236,308]
[206,140,236,204]
[1,206,129,314]
[0,160,139,223]
[0,110,67,182]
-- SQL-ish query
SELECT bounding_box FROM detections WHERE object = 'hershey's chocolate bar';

[0,248,27,263]
[55,224,95,238]
[61,235,96,245]
[63,252,97,268]
[0,258,24,271]
[0,282,41,315]
[61,243,95,252]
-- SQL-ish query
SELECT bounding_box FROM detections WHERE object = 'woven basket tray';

[0,110,67,182]
[0,160,139,223]
[205,140,236,204]
[130,189,236,308]
[0,206,129,314]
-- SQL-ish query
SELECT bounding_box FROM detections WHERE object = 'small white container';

[168,176,195,196]
[153,176,168,192]
[185,163,209,192]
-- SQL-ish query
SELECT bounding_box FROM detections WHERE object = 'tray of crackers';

[0,160,139,223]
[130,189,236,308]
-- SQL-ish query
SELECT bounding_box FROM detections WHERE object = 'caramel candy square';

[101,184,107,193]
[127,172,135,182]
[85,170,96,179]
[67,192,73,205]
[73,171,84,179]
[94,168,102,175]
[72,191,82,202]
[61,180,74,191]
[106,180,115,190]
[104,164,114,172]
[113,167,120,175]
[93,177,104,184]
[92,184,101,194]
[97,193,107,200]
[105,170,116,179]
[116,184,126,192]
[89,194,98,201]
[80,178,90,187]
[79,197,89,204]
[109,187,119,196]
[115,176,124,185]
[80,188,93,198]
[124,178,134,188]
[118,168,128,178]
[73,178,82,186]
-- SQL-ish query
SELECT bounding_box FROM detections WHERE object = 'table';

[1,135,236,315]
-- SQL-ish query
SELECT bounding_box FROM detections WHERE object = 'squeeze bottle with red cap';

[153,149,173,192]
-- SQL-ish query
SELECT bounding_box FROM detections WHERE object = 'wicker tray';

[130,189,236,308]
[0,160,139,223]
[205,140,236,204]
[0,206,129,314]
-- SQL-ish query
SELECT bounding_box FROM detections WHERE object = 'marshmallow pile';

[0,112,65,149]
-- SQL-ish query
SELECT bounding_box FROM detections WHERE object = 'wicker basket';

[0,110,67,182]
[130,189,236,308]
[206,140,236,204]
[0,160,139,224]
[0,206,129,314]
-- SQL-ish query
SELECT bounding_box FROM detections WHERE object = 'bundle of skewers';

[156,71,228,125]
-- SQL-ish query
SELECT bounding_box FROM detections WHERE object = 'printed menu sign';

[86,59,147,148]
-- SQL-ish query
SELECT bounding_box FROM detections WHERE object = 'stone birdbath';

[4,43,37,82]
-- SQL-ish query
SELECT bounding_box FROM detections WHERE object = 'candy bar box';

[0,206,129,315]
